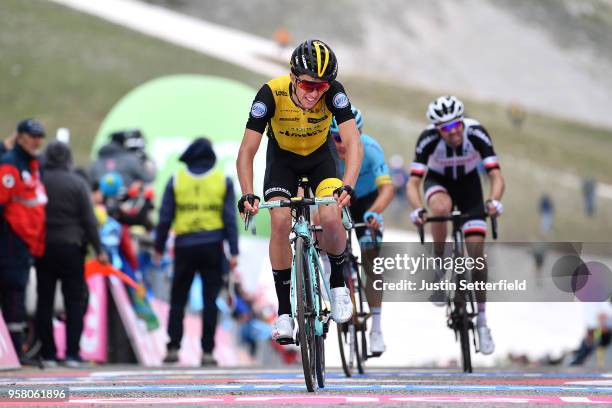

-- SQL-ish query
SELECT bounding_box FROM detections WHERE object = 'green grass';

[1,0,611,241]
[0,0,266,164]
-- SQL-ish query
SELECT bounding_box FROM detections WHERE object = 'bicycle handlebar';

[258,197,337,209]
[243,197,342,235]
[417,211,498,244]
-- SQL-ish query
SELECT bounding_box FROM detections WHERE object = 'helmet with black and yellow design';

[290,39,338,82]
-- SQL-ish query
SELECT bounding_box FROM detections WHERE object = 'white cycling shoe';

[477,325,495,355]
[331,287,353,323]
[272,314,294,341]
[369,330,386,355]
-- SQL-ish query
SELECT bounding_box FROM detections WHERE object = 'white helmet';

[427,96,464,124]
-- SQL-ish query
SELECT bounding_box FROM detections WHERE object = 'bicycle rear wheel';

[295,237,316,391]
[337,322,355,377]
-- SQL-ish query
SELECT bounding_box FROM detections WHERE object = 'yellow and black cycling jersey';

[246,75,354,156]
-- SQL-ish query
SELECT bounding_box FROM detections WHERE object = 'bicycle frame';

[258,195,350,336]
[290,202,332,337]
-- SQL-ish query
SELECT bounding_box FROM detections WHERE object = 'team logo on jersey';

[332,92,349,109]
[251,101,267,118]
[308,115,329,124]
[2,174,15,188]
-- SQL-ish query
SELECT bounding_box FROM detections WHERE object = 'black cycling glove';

[334,185,354,203]
[237,193,260,214]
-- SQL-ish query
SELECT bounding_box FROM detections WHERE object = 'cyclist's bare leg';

[428,192,452,257]
[269,200,293,268]
[318,204,345,255]
[318,203,348,290]
[269,197,293,319]
[362,247,382,308]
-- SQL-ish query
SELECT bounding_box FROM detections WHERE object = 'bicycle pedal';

[369,352,383,358]
[275,338,295,345]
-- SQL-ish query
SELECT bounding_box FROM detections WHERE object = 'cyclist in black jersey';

[407,96,505,355]
[236,40,363,342]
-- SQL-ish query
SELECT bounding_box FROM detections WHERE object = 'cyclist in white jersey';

[407,96,505,355]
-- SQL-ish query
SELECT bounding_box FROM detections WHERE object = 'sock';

[477,302,487,327]
[320,253,332,285]
[327,250,347,288]
[273,268,292,316]
[371,307,382,332]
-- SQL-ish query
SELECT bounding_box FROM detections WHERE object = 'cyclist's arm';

[368,183,394,215]
[467,123,504,202]
[407,176,424,210]
[407,130,435,210]
[236,128,263,195]
[238,85,274,196]
[366,140,395,214]
[487,168,505,201]
[338,119,363,188]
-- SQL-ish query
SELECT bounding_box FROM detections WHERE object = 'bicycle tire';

[312,251,325,388]
[453,239,472,373]
[358,328,366,373]
[458,306,473,373]
[315,334,325,387]
[295,237,316,391]
[337,322,353,377]
[354,262,366,373]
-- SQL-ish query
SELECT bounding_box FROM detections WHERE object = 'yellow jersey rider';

[236,39,363,342]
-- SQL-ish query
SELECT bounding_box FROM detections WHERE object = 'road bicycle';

[337,221,383,377]
[417,210,497,373]
[245,177,351,391]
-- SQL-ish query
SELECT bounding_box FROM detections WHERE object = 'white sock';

[321,253,331,285]
[477,311,487,328]
[371,307,382,332]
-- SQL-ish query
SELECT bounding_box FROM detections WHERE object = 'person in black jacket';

[35,141,108,368]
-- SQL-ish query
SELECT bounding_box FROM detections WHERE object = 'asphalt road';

[1,365,610,407]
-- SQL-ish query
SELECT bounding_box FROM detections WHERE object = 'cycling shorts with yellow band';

[246,75,354,156]
[262,135,341,201]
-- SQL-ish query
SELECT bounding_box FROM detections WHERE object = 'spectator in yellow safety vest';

[154,137,238,366]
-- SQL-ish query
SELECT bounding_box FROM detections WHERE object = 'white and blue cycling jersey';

[338,134,392,199]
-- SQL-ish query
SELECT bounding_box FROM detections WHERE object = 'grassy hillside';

[0,0,266,163]
[1,0,611,241]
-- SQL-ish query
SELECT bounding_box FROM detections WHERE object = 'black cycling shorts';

[263,136,340,201]
[423,170,487,237]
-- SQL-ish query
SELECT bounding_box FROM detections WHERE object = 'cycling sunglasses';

[332,133,342,143]
[438,120,463,133]
[295,77,330,93]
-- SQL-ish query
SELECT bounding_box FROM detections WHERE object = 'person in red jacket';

[0,119,47,359]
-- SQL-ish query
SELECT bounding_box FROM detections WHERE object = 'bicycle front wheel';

[458,307,473,373]
[295,237,316,392]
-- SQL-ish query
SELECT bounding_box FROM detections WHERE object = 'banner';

[0,314,20,370]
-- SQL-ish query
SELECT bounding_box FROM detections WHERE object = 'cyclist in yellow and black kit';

[236,39,363,342]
